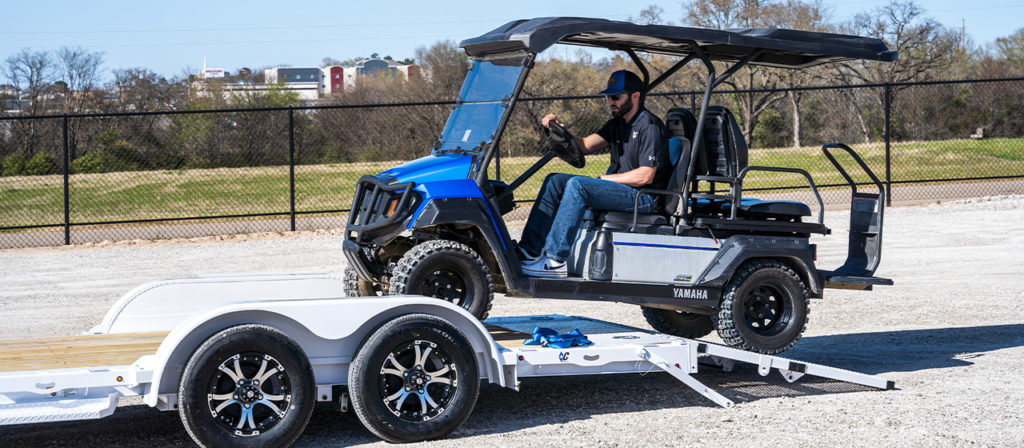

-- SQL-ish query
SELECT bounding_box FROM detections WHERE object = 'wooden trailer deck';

[0,326,532,374]
[0,332,168,373]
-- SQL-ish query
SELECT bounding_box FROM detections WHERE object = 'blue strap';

[522,327,593,348]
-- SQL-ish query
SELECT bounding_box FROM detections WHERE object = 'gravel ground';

[1,196,1023,447]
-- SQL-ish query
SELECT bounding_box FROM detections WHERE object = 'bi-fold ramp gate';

[486,315,893,408]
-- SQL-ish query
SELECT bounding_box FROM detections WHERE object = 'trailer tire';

[642,307,715,338]
[389,239,493,320]
[714,259,809,354]
[344,266,385,297]
[349,313,480,443]
[178,325,315,448]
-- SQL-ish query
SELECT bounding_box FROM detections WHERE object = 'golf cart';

[343,17,896,354]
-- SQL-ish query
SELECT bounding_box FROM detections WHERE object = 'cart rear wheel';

[389,240,494,320]
[642,307,715,338]
[349,314,480,443]
[179,325,315,448]
[714,259,809,354]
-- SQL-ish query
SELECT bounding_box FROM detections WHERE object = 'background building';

[192,59,418,101]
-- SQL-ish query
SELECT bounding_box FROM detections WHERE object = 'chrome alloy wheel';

[206,353,292,436]
[378,339,458,421]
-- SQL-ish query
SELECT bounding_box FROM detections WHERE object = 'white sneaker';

[522,257,568,278]
[517,246,541,265]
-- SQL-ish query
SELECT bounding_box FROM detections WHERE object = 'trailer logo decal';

[673,288,708,300]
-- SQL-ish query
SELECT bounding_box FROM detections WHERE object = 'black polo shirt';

[596,107,671,190]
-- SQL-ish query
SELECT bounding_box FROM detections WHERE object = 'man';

[519,70,671,278]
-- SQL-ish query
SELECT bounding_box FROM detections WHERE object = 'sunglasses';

[606,92,636,102]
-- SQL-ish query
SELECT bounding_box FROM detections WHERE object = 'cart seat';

[697,106,813,222]
[697,198,811,220]
[586,108,696,232]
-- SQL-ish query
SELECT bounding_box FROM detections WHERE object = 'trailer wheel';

[349,314,480,443]
[715,260,809,354]
[641,307,715,338]
[389,240,494,320]
[344,266,386,297]
[178,325,315,448]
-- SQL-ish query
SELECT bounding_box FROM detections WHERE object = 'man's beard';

[611,98,633,118]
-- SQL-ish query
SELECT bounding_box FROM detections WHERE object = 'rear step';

[822,272,894,290]
[0,394,119,425]
[820,143,890,286]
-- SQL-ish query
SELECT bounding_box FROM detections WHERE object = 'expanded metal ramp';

[485,315,893,408]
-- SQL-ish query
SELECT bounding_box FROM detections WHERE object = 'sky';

[2,0,1022,85]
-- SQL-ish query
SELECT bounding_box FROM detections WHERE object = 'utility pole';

[961,19,966,50]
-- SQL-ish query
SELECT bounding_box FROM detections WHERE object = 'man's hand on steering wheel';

[541,114,586,169]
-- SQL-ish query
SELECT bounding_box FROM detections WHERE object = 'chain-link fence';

[2,78,1023,248]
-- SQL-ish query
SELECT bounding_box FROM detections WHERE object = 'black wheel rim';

[742,283,791,337]
[418,267,472,308]
[206,353,292,437]
[378,339,459,422]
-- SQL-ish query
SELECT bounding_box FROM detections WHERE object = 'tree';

[682,0,789,145]
[761,0,832,148]
[3,49,53,155]
[629,5,671,25]
[55,46,104,113]
[995,28,1024,72]
[3,49,52,116]
[414,40,469,98]
[834,0,961,142]
[55,46,104,160]
[113,68,174,112]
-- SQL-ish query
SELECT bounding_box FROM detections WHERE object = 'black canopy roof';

[460,17,896,68]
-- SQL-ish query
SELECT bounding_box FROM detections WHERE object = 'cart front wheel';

[389,240,494,320]
[344,266,386,297]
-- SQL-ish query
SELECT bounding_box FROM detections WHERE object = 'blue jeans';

[520,173,657,262]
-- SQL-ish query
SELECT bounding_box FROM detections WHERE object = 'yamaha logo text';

[673,288,708,300]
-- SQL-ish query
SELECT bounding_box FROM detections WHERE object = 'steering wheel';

[542,121,586,169]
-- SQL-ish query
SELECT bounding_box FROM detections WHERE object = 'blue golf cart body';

[343,17,896,354]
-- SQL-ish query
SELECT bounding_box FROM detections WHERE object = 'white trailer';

[0,273,893,446]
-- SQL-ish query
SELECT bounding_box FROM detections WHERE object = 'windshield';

[434,55,528,154]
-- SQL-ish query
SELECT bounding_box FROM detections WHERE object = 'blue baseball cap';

[599,70,644,95]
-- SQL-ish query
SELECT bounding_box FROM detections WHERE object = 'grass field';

[1,138,1022,229]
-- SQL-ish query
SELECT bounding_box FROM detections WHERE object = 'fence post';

[288,108,296,232]
[62,115,70,245]
[884,85,892,206]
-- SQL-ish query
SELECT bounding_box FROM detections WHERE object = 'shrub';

[24,151,58,175]
[71,150,139,174]
[1,150,27,176]
[71,129,142,173]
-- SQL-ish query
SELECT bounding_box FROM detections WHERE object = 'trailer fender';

[145,296,506,408]
[88,274,346,334]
